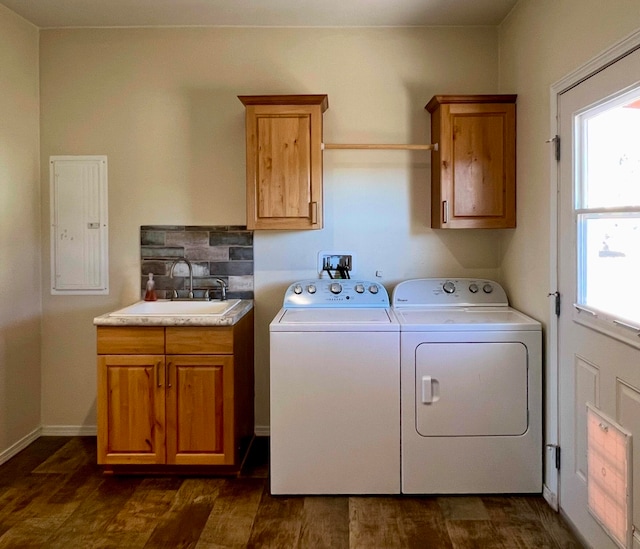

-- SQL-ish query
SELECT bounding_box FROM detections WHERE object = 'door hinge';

[546,444,561,470]
[546,135,560,161]
[548,291,561,316]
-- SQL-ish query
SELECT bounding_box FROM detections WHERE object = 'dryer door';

[415,342,528,436]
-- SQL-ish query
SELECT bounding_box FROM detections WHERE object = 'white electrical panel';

[50,156,109,295]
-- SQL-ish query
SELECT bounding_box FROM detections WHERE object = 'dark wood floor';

[0,436,584,548]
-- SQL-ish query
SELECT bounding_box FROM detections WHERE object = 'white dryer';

[392,278,542,494]
[270,279,400,495]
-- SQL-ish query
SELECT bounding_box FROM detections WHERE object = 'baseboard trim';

[0,427,42,466]
[543,484,558,511]
[40,425,97,436]
[3,423,262,463]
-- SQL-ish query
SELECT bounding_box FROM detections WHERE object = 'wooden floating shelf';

[322,143,438,151]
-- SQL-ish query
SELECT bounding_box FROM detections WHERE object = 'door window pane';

[583,97,640,208]
[578,213,640,323]
[577,90,640,324]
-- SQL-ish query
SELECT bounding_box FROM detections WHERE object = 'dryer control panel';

[392,278,509,307]
[283,279,390,308]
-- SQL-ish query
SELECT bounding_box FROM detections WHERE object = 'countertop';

[93,299,254,327]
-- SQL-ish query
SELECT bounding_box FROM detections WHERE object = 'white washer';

[270,279,400,495]
[392,278,542,494]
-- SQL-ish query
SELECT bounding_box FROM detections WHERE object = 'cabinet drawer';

[166,327,233,354]
[97,327,165,354]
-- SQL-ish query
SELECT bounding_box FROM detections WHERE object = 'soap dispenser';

[144,273,157,301]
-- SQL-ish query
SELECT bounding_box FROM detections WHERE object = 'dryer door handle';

[421,376,440,404]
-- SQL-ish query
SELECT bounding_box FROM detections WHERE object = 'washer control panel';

[392,278,509,307]
[284,279,390,308]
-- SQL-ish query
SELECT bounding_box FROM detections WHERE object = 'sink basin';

[110,299,241,317]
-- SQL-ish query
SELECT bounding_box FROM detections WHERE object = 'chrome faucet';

[169,258,193,299]
[214,278,227,301]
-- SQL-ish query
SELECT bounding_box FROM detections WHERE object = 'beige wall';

[498,0,640,513]
[38,26,502,431]
[499,0,640,320]
[0,6,41,455]
[16,0,640,444]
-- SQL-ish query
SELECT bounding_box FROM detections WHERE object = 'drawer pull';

[156,362,162,387]
[166,362,172,388]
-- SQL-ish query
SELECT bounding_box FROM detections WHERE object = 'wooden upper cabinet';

[239,95,328,230]
[426,95,517,229]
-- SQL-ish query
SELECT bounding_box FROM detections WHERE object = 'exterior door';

[558,47,640,547]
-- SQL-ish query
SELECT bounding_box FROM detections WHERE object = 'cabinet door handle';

[310,201,318,224]
[166,361,172,388]
[156,362,162,387]
[442,200,448,223]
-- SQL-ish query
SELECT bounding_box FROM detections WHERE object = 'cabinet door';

[430,97,516,229]
[241,96,326,230]
[165,355,235,465]
[97,355,165,464]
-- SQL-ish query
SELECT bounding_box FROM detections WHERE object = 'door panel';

[415,342,528,436]
[574,356,600,479]
[617,380,640,533]
[256,114,311,219]
[97,355,165,465]
[165,355,234,465]
[558,46,640,548]
[452,110,506,217]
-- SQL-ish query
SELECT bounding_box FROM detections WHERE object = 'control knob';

[307,284,317,294]
[483,283,494,294]
[443,281,456,294]
[368,284,379,294]
[469,283,479,294]
[355,284,365,294]
[330,282,343,295]
[293,284,303,295]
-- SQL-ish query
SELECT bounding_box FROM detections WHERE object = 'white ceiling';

[0,0,519,29]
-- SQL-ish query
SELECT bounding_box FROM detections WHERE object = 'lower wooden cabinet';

[96,310,254,472]
[97,354,166,465]
[166,354,234,465]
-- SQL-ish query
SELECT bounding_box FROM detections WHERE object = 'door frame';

[547,27,640,511]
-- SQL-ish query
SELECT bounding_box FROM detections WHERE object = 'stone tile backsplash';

[140,226,254,300]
